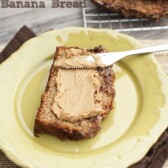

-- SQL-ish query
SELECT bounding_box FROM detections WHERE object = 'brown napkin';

[0,26,35,63]
[0,26,167,168]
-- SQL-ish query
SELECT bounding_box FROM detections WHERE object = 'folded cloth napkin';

[0,26,35,63]
[0,26,167,168]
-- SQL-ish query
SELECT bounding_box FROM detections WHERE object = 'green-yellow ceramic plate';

[0,28,168,168]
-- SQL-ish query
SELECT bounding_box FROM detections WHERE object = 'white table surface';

[0,0,168,46]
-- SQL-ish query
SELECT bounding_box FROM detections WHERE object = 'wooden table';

[0,1,168,167]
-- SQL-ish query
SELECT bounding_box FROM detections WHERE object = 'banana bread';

[92,0,168,20]
[34,46,115,140]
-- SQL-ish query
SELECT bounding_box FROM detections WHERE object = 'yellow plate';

[0,28,168,168]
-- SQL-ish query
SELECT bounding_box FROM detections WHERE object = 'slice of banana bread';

[34,46,115,140]
[92,0,168,20]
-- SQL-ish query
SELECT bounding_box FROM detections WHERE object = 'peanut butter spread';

[51,68,104,121]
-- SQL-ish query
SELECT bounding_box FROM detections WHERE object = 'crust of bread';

[34,46,115,140]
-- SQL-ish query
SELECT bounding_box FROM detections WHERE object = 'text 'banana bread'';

[34,46,115,140]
